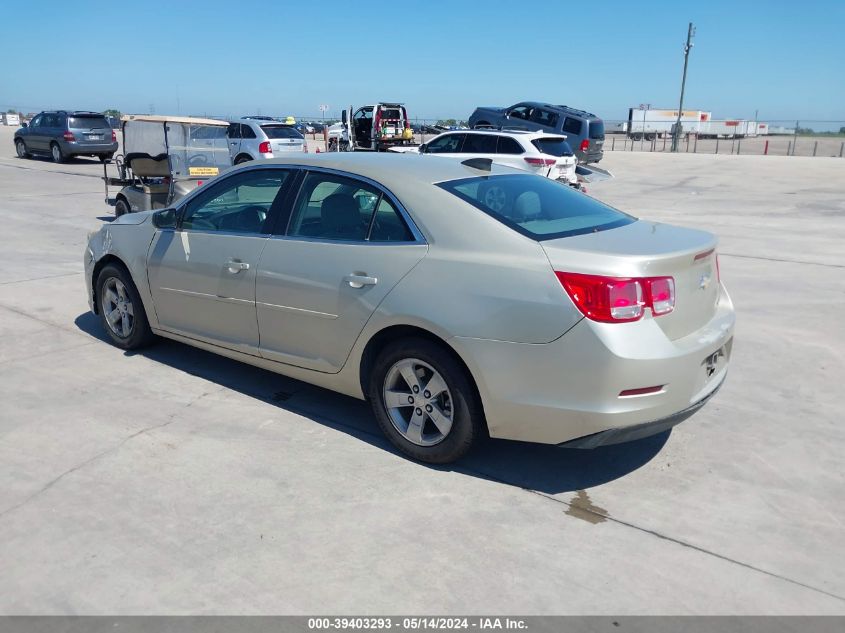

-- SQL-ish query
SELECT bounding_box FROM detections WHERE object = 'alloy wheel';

[383,358,454,446]
[51,144,61,162]
[15,141,26,158]
[101,277,135,339]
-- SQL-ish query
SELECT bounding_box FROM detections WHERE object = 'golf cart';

[102,115,231,216]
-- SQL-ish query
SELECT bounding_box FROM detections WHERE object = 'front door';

[226,122,241,162]
[26,114,46,152]
[256,170,427,373]
[146,167,293,353]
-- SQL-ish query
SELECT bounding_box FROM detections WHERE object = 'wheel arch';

[91,254,130,314]
[358,324,488,434]
[235,153,253,164]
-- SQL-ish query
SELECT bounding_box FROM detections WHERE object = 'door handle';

[226,259,250,274]
[344,274,377,288]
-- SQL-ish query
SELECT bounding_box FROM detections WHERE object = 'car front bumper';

[451,284,735,446]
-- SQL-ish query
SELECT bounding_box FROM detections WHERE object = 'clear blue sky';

[1,0,842,124]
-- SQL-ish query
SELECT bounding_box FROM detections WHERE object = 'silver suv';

[14,110,118,163]
[227,117,307,164]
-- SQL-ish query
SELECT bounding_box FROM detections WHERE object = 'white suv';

[227,117,307,164]
[399,130,579,187]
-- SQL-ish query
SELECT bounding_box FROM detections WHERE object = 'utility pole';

[671,22,695,152]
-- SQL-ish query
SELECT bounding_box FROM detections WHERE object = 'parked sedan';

[84,154,734,463]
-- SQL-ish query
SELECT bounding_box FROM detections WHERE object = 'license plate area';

[86,134,102,140]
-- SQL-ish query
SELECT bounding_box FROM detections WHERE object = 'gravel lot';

[0,125,843,614]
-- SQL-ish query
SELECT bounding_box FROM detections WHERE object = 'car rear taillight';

[579,139,589,151]
[258,141,271,154]
[524,157,557,167]
[555,272,675,323]
[374,110,382,136]
[63,131,75,142]
[111,130,116,142]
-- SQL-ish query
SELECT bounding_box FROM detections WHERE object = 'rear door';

[68,113,111,147]
[256,170,427,373]
[147,167,293,352]
[422,133,465,155]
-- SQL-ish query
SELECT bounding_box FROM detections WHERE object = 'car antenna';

[461,158,492,171]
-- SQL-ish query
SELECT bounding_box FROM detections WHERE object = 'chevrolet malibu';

[85,153,734,463]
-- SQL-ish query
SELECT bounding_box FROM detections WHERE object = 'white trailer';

[2,113,20,126]
[699,119,755,138]
[626,108,710,140]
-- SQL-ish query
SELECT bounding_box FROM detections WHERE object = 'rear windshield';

[68,115,109,129]
[589,120,605,139]
[379,108,402,120]
[437,174,634,240]
[531,138,574,157]
[261,125,304,139]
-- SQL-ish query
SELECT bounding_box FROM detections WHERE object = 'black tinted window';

[531,109,559,128]
[562,117,582,135]
[241,124,257,139]
[438,174,634,240]
[426,134,464,153]
[462,134,497,153]
[531,138,574,157]
[496,137,523,154]
[509,106,532,120]
[589,120,605,139]
[262,125,304,139]
[68,115,109,129]
[227,123,241,138]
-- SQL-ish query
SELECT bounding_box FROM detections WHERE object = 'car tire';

[368,338,484,464]
[235,154,252,164]
[99,153,114,162]
[50,142,65,163]
[95,263,156,350]
[478,181,511,214]
[15,139,30,159]
[114,198,130,217]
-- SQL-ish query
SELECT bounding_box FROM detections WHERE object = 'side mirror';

[504,111,511,119]
[418,143,427,153]
[341,110,348,125]
[21,122,28,128]
[152,207,179,229]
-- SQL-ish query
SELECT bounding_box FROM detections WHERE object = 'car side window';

[287,173,384,241]
[43,114,57,128]
[509,106,533,120]
[368,197,413,242]
[531,109,559,128]
[241,124,257,139]
[496,136,524,154]
[563,117,582,135]
[227,123,241,139]
[30,115,43,128]
[426,134,465,154]
[462,134,497,154]
[181,169,290,234]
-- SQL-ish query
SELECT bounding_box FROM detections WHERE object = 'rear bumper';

[451,284,735,445]
[559,379,723,448]
[62,140,118,155]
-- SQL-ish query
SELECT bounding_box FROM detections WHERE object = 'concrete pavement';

[1,125,843,614]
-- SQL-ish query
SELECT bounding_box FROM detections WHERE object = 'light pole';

[671,22,695,152]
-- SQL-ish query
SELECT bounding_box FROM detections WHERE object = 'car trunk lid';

[541,220,719,340]
[69,114,112,145]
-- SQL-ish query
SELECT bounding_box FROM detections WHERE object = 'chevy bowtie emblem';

[699,273,711,289]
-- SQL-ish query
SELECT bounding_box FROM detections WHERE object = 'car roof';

[518,102,600,119]
[258,152,521,187]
